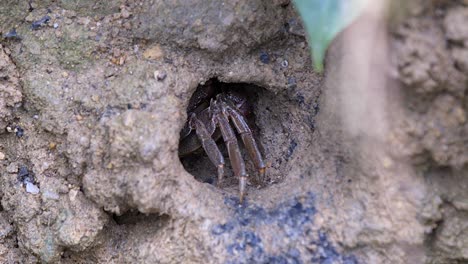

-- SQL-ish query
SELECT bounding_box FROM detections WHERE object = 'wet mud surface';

[215,194,357,264]
[0,0,467,263]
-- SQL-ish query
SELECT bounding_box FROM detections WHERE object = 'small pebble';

[91,95,100,102]
[0,152,5,160]
[154,70,167,81]
[281,60,289,68]
[454,107,466,123]
[53,23,59,29]
[118,56,126,65]
[69,189,78,202]
[382,157,393,168]
[75,114,83,121]
[121,9,131,19]
[58,184,69,194]
[25,181,40,194]
[49,142,57,150]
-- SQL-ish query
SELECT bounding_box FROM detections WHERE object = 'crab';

[179,82,266,202]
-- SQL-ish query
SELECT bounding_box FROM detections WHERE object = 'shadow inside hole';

[178,78,266,188]
[112,210,170,226]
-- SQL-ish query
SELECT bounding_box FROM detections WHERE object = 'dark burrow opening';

[178,78,266,189]
[178,77,319,197]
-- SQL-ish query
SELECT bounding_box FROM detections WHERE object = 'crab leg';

[189,114,225,184]
[224,106,266,183]
[214,110,248,202]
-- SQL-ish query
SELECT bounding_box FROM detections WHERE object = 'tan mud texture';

[0,0,467,263]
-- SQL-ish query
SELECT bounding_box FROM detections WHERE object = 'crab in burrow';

[179,81,266,202]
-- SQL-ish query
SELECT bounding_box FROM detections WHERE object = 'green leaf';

[293,0,368,72]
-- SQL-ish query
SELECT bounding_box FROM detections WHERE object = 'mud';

[0,0,467,263]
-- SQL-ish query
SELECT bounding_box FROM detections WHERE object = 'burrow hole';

[178,78,317,195]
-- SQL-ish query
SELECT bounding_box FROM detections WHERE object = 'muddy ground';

[0,0,467,263]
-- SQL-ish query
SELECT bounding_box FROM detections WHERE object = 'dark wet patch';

[312,102,320,116]
[287,76,297,89]
[204,178,215,184]
[310,231,358,264]
[3,29,20,40]
[212,193,357,264]
[259,51,270,64]
[112,210,170,225]
[14,126,24,138]
[31,15,51,30]
[295,94,305,105]
[17,166,36,184]
[286,140,297,160]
